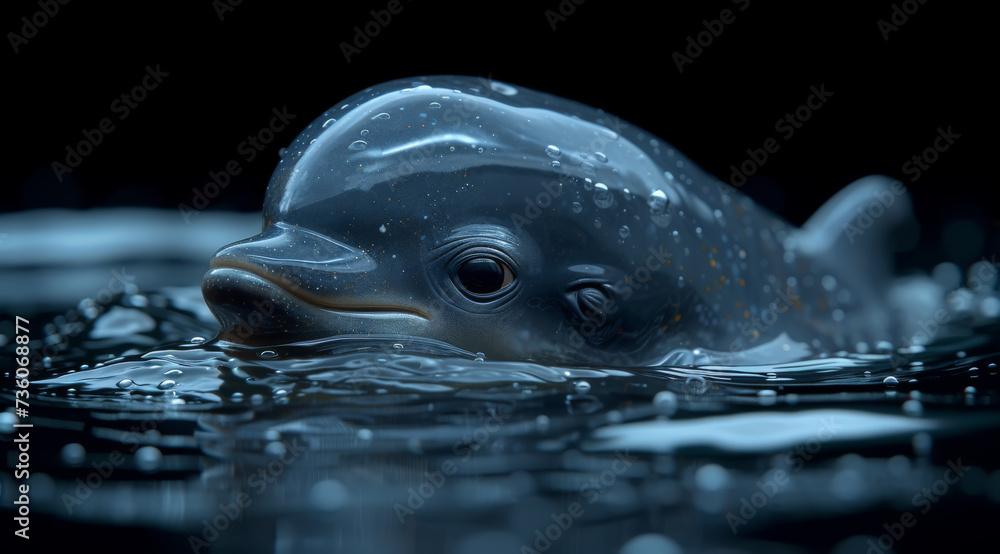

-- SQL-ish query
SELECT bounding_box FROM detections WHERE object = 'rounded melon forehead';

[262,77,693,227]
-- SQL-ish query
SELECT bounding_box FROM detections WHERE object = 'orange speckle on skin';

[661,325,668,331]
[710,259,716,268]
[711,247,718,253]
[739,278,746,287]
[744,310,750,318]
[673,314,682,322]
[705,285,712,292]
[719,275,726,282]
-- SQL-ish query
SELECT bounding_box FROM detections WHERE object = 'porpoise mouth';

[208,259,431,320]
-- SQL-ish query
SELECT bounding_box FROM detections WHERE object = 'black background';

[4,0,996,268]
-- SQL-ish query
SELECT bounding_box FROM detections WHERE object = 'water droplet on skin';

[278,147,288,158]
[574,381,591,393]
[593,183,613,208]
[116,379,134,389]
[571,202,583,214]
[477,147,484,154]
[378,224,387,233]
[392,343,404,350]
[260,350,278,359]
[357,428,374,441]
[964,386,977,394]
[157,379,177,390]
[550,160,561,168]
[449,146,456,152]
[164,369,182,376]
[545,145,561,158]
[652,391,678,416]
[594,152,608,163]
[348,140,368,151]
[619,226,630,239]
[883,376,899,386]
[593,219,602,229]
[429,102,441,109]
[371,112,390,120]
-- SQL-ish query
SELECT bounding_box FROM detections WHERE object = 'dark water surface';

[2,213,999,554]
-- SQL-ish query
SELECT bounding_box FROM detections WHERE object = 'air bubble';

[571,202,583,214]
[685,375,708,395]
[348,140,368,151]
[371,112,390,120]
[135,446,163,473]
[429,102,441,109]
[593,183,613,208]
[619,226,630,239]
[574,381,591,393]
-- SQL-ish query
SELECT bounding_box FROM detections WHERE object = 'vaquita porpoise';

[202,76,922,367]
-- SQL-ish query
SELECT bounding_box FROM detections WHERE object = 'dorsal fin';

[793,175,918,286]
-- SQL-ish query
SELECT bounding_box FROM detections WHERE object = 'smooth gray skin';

[202,76,913,367]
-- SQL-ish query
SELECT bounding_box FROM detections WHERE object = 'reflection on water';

[2,280,999,553]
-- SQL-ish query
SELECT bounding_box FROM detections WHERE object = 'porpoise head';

[203,76,891,366]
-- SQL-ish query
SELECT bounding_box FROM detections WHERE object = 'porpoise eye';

[456,257,515,297]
